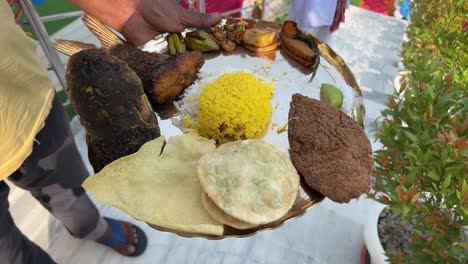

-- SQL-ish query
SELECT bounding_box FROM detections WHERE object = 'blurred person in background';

[359,0,396,16]
[180,0,245,18]
[288,0,349,43]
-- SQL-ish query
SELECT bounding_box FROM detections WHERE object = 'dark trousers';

[0,95,101,264]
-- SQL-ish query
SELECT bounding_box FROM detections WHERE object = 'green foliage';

[370,0,468,263]
[273,0,290,24]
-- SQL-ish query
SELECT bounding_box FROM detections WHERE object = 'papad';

[83,133,224,236]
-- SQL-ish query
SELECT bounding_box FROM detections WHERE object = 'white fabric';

[288,0,339,27]
[298,25,332,44]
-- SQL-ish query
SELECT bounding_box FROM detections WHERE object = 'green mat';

[20,0,79,38]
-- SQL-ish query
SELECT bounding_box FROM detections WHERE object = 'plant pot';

[363,202,389,264]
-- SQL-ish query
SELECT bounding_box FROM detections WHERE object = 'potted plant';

[362,0,467,263]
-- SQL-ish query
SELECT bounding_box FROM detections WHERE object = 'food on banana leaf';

[320,83,343,108]
[81,14,204,106]
[66,49,160,172]
[288,94,372,203]
[185,30,220,52]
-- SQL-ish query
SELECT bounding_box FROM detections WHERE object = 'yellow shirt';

[0,0,54,180]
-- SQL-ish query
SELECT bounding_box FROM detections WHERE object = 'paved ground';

[8,6,407,264]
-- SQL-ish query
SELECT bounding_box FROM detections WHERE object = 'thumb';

[180,10,222,29]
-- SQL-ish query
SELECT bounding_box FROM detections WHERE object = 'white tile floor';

[8,6,407,264]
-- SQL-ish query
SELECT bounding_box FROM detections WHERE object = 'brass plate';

[142,20,364,239]
[149,184,324,239]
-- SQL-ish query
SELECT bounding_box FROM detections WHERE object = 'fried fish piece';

[279,21,317,67]
[108,44,204,105]
[280,37,316,63]
[66,49,160,172]
[81,14,205,106]
[288,94,372,203]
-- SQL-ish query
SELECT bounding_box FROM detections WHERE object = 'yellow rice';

[198,71,274,144]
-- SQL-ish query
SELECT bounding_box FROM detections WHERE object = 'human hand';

[122,0,222,46]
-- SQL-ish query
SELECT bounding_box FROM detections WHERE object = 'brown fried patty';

[288,94,373,203]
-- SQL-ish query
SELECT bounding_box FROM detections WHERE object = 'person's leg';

[8,95,140,256]
[8,95,107,239]
[0,181,56,264]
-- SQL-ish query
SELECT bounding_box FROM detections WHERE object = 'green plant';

[272,0,290,24]
[369,0,468,263]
